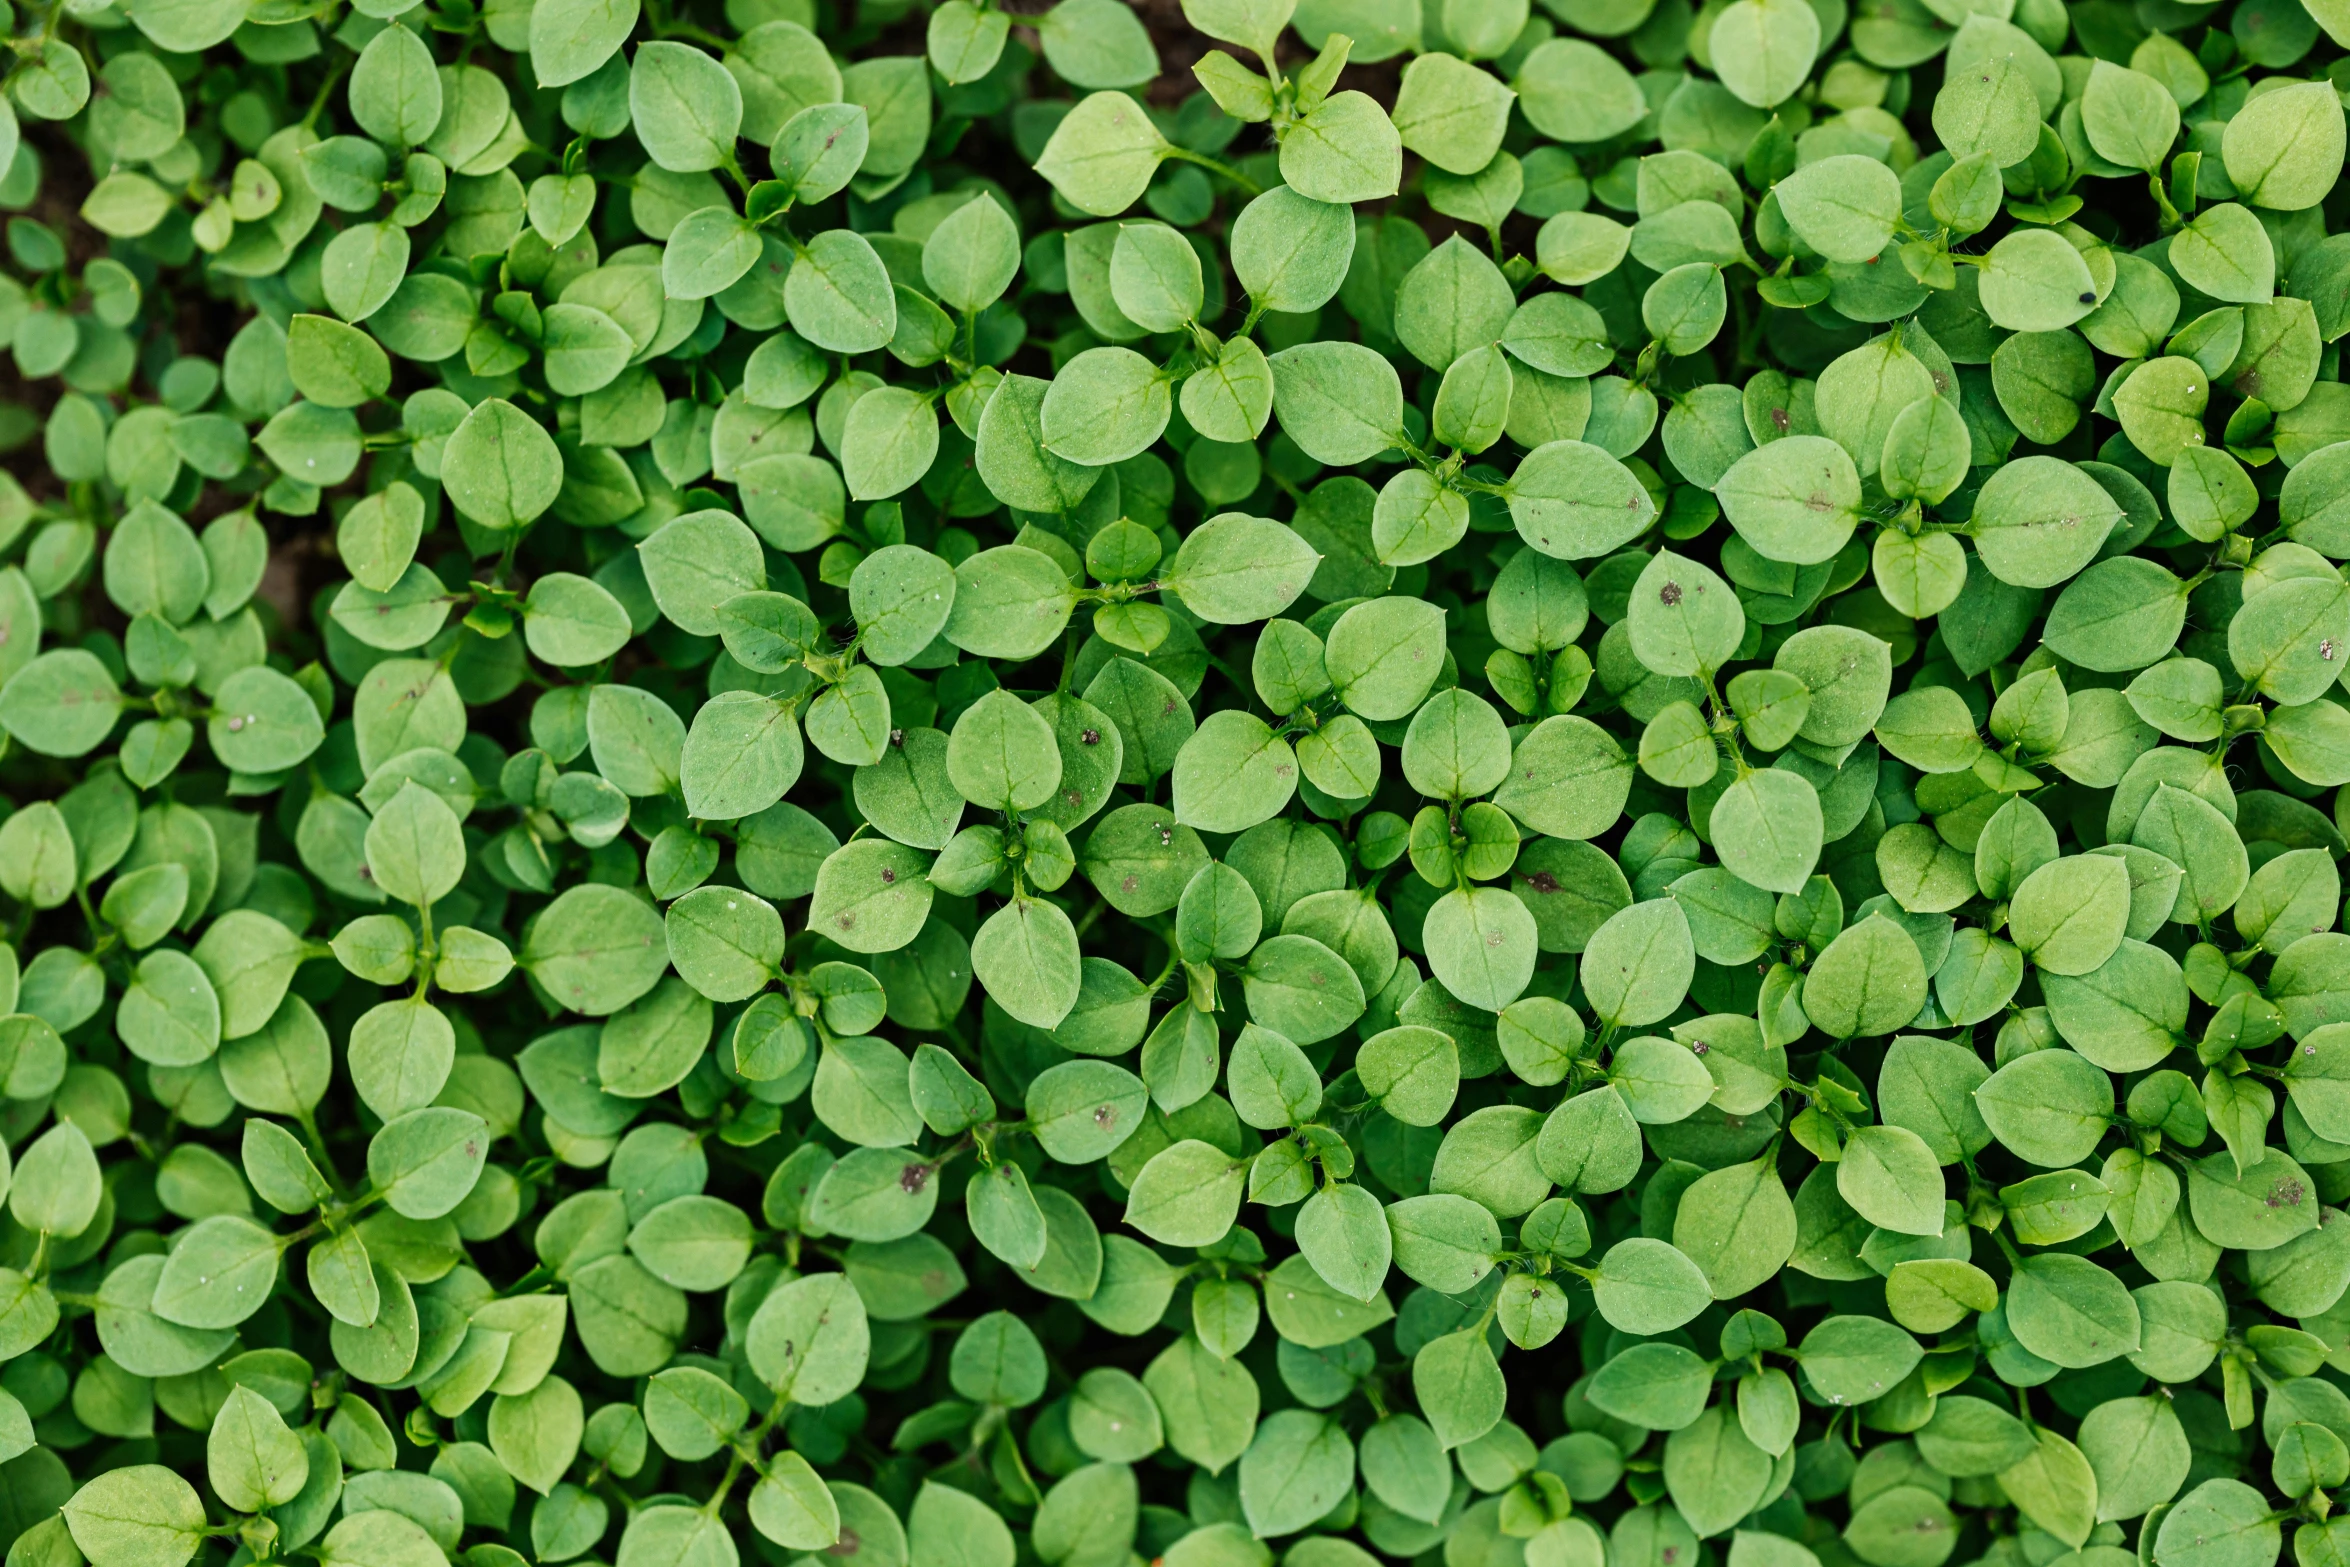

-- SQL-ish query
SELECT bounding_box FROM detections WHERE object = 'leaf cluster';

[0,8,2348,1567]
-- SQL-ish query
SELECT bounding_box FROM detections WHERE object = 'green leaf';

[973,893,1083,1028]
[1591,1237,1712,1334]
[63,1467,206,1567]
[208,1383,309,1511]
[349,23,442,146]
[2223,80,2345,211]
[1036,91,1167,216]
[442,398,563,530]
[1125,1139,1246,1246]
[1836,1124,1946,1238]
[923,194,1020,316]
[1775,155,1900,265]
[368,1106,490,1219]
[1582,899,1695,1028]
[1239,1411,1355,1535]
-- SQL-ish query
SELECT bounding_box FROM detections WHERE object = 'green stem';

[297,1107,345,1194]
[303,56,350,131]
[1164,146,1263,196]
[705,1386,800,1517]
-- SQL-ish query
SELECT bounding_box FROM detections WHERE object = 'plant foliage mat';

[0,6,2344,1567]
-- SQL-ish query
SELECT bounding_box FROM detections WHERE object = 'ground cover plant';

[13,2,2350,1567]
